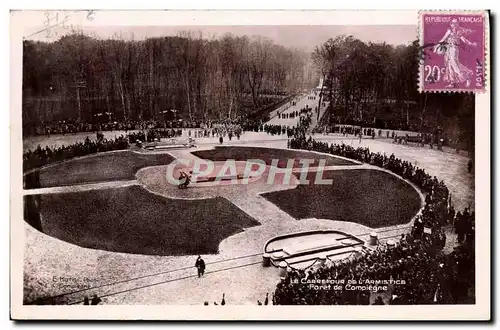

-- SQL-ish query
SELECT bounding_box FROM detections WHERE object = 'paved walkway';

[22,116,473,305]
[267,92,321,127]
[23,180,139,195]
[226,193,296,225]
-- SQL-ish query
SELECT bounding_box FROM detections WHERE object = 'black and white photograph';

[10,9,491,320]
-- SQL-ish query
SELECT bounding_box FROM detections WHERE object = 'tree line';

[312,36,474,147]
[22,31,317,130]
[22,31,474,148]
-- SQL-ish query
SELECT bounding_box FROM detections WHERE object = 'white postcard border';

[10,9,491,321]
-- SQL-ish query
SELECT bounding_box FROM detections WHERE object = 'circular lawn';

[24,150,175,189]
[262,169,422,228]
[24,186,260,256]
[192,146,357,168]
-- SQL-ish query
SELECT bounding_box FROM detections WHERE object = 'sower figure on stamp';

[195,255,205,278]
[433,18,477,88]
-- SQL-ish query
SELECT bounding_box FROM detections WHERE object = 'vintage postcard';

[10,10,491,320]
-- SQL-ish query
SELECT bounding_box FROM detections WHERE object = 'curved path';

[22,133,472,305]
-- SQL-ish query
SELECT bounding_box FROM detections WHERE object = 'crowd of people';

[23,134,130,172]
[316,123,450,150]
[275,135,476,305]
[30,119,186,137]
[291,138,474,237]
[274,234,474,305]
[262,124,287,136]
[264,104,314,137]
[453,208,475,245]
[83,294,102,305]
[23,117,251,172]
[202,293,273,306]
[277,105,313,120]
[329,116,422,132]
[127,128,184,144]
[27,115,259,138]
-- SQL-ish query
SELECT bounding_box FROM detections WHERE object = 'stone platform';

[265,230,366,269]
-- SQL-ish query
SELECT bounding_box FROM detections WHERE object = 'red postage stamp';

[419,10,488,93]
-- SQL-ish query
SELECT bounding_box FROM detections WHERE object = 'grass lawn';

[262,169,421,228]
[192,146,356,168]
[26,186,260,256]
[30,151,175,188]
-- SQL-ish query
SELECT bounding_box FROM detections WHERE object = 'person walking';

[195,255,206,278]
[467,159,473,173]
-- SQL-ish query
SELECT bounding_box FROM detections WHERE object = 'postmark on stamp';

[419,11,488,93]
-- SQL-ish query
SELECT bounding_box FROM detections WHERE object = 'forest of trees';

[311,35,474,148]
[22,31,317,130]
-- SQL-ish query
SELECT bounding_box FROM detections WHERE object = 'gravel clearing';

[22,136,473,305]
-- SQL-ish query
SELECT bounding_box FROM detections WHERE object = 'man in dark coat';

[195,255,206,278]
[467,159,473,173]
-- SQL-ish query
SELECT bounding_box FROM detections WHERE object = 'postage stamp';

[10,10,491,321]
[419,11,488,93]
